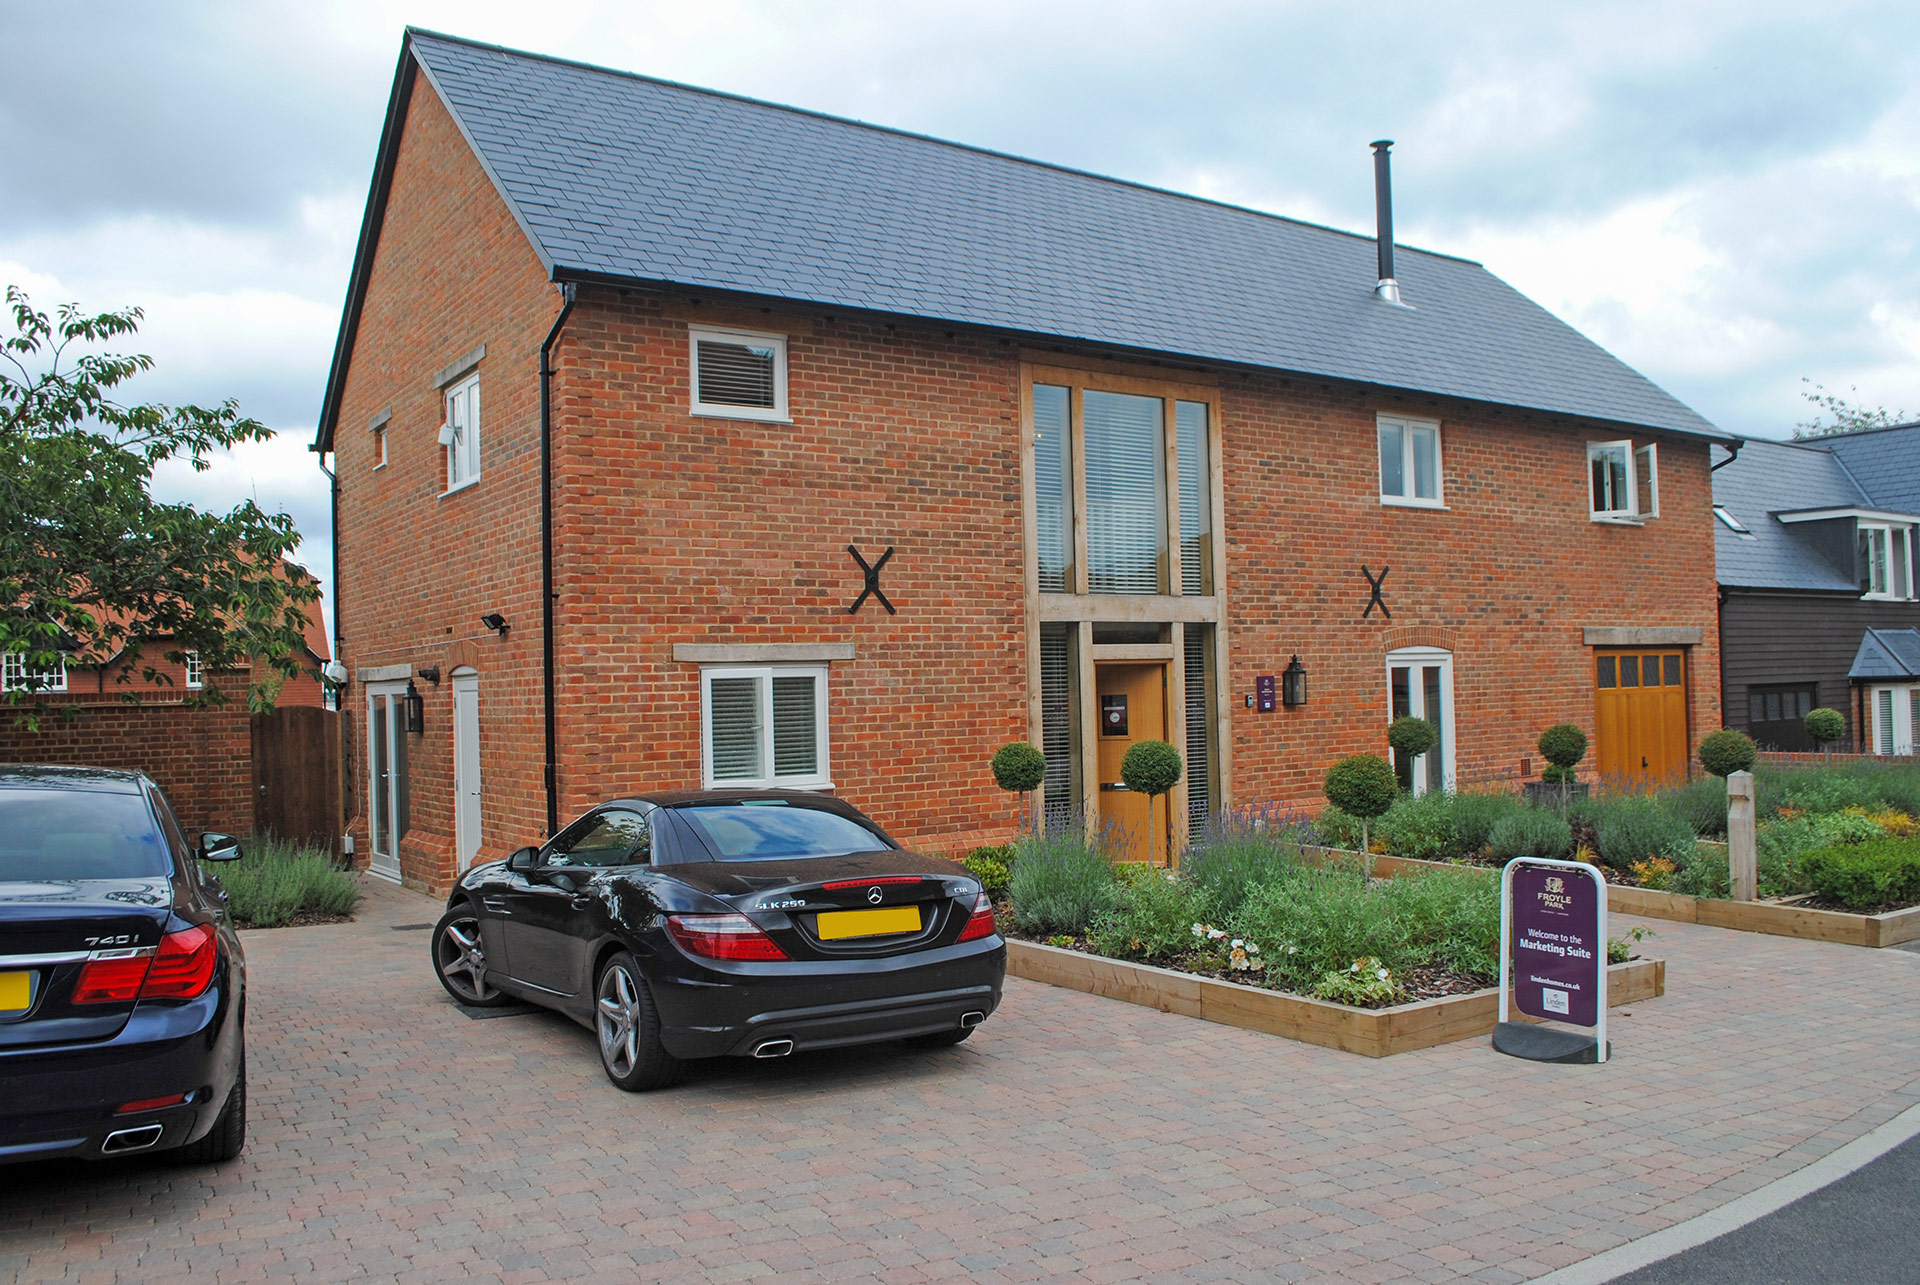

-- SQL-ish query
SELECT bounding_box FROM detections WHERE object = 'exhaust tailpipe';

[959,1011,986,1029]
[102,1124,164,1154]
[752,1039,794,1059]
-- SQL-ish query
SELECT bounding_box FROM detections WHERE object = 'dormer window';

[1588,440,1658,523]
[1860,522,1914,600]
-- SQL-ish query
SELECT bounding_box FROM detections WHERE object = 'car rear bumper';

[651,939,1006,1059]
[0,985,240,1164]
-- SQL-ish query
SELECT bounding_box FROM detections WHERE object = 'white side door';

[452,669,483,870]
[1387,647,1457,796]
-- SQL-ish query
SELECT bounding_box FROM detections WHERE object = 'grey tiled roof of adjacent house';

[1850,628,1920,680]
[329,29,1724,447]
[1712,437,1871,591]
[1824,422,1920,516]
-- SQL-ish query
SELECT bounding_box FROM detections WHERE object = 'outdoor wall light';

[481,612,509,634]
[417,664,441,686]
[404,682,425,734]
[1282,655,1309,708]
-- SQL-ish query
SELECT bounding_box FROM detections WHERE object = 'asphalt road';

[1614,1132,1920,1284]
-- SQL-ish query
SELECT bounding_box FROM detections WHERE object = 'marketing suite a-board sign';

[1497,857,1609,1063]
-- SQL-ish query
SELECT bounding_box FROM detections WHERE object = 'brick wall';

[334,74,1725,894]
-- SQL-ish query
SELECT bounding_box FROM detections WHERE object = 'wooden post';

[1727,770,1757,901]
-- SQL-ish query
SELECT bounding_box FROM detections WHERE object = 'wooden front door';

[1595,650,1689,788]
[1095,662,1168,865]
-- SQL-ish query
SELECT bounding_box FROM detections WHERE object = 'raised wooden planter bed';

[1298,845,1920,949]
[1005,939,1663,1058]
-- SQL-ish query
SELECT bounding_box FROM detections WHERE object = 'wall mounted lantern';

[481,612,509,634]
[1282,655,1309,708]
[404,682,425,734]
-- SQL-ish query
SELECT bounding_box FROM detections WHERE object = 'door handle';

[1641,756,1648,769]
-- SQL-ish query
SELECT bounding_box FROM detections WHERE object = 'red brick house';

[316,30,1732,892]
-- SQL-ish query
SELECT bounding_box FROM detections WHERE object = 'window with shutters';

[700,665,830,789]
[689,326,789,421]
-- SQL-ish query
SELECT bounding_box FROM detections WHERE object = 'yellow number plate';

[816,905,922,941]
[0,971,29,1013]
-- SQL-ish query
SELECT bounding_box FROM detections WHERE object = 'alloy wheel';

[435,916,497,1004]
[597,963,642,1079]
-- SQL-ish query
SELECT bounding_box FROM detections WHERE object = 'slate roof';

[1850,628,1920,681]
[315,29,1727,449]
[1713,427,1920,591]
[1824,422,1920,516]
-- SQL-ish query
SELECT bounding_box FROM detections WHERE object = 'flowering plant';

[1189,922,1267,973]
[1311,956,1402,1006]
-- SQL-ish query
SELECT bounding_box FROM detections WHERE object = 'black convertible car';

[432,791,1005,1090]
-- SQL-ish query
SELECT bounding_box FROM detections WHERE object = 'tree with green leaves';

[1793,378,1910,439]
[1120,739,1182,867]
[1,286,319,721]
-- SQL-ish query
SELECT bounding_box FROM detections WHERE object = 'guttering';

[538,281,578,837]
[1710,439,1742,472]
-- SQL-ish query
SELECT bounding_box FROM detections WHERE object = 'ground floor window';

[1387,647,1454,795]
[701,665,830,789]
[1869,685,1918,757]
[1184,623,1215,832]
[1039,623,1080,825]
[1747,683,1816,750]
[2,652,67,693]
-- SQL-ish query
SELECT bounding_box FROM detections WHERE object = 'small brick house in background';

[1712,424,1920,752]
[316,29,1734,894]
[0,595,335,836]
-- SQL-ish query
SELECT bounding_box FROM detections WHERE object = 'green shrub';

[1801,838,1920,911]
[1374,790,1461,861]
[1312,957,1404,1006]
[1668,843,1731,898]
[1087,866,1203,962]
[1181,827,1299,916]
[1486,808,1574,861]
[1657,774,1730,838]
[1866,765,1920,816]
[1698,728,1757,778]
[1449,790,1524,857]
[1323,754,1397,851]
[1542,764,1578,785]
[1805,708,1845,747]
[1594,796,1697,871]
[1388,716,1439,761]
[990,742,1046,793]
[1008,827,1116,935]
[1120,740,1183,797]
[204,836,361,929]
[1780,770,1876,815]
[962,845,1012,900]
[1537,723,1588,772]
[1313,806,1367,851]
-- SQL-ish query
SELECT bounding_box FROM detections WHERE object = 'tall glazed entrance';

[1095,662,1168,864]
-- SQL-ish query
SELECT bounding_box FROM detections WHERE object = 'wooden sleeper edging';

[1005,939,1664,1059]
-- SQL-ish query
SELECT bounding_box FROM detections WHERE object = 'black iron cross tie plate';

[1361,564,1391,619]
[847,545,897,615]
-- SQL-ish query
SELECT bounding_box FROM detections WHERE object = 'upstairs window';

[440,373,481,492]
[1859,522,1914,600]
[700,665,829,790]
[1377,414,1443,508]
[184,651,203,690]
[2,652,67,693]
[1589,440,1658,522]
[690,326,788,421]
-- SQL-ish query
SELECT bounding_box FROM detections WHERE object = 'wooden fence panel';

[250,706,341,846]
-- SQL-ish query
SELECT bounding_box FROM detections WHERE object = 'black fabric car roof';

[316,29,1727,450]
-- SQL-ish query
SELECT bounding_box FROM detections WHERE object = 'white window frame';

[1588,439,1658,523]
[689,326,789,422]
[439,372,481,495]
[184,651,203,690]
[1385,646,1456,796]
[1869,685,1918,757]
[2,652,67,693]
[1859,522,1915,600]
[1376,413,1445,509]
[699,664,830,790]
[372,424,387,469]
[1714,505,1748,533]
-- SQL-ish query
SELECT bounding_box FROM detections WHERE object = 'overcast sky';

[4,0,1918,628]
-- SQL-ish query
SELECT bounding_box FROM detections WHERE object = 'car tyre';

[595,951,681,1091]
[173,1054,245,1164]
[433,905,510,1007]
[905,1025,975,1048]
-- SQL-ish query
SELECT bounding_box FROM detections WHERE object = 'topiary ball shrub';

[1537,723,1588,772]
[1120,739,1183,798]
[1804,707,1846,748]
[990,741,1046,793]
[1387,716,1439,763]
[1324,755,1398,821]
[1699,728,1758,778]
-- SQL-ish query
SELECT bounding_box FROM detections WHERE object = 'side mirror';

[198,832,243,862]
[507,846,539,873]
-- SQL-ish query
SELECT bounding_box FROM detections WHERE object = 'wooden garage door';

[1595,650,1689,789]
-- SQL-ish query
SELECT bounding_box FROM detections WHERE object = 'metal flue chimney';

[1371,139,1404,305]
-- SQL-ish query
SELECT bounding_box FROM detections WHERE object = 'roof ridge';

[1796,419,1920,442]
[402,25,1486,269]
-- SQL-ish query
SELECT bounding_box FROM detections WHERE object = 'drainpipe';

[539,282,578,837]
[313,446,352,836]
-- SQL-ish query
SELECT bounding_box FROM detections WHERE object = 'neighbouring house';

[1712,423,1920,753]
[316,29,1733,893]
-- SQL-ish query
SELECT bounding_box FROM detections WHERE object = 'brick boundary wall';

[0,700,256,835]
[1758,750,1919,767]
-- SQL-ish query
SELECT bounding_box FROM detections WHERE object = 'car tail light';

[141,925,217,1000]
[820,876,922,890]
[115,1093,190,1114]
[72,954,153,1004]
[72,925,217,1005]
[955,892,997,943]
[666,914,791,961]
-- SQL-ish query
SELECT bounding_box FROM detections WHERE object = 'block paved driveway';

[4,876,1918,1284]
